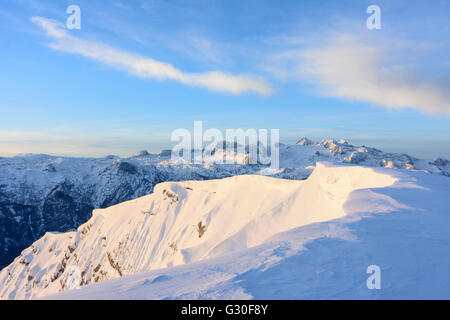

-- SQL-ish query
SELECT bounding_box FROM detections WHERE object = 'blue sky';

[0,0,449,158]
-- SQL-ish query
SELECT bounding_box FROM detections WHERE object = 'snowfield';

[1,138,450,271]
[1,162,449,299]
[1,138,449,270]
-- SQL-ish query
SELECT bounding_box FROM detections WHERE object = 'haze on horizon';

[0,0,449,159]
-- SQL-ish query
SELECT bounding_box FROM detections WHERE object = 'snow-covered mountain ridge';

[0,138,448,270]
[2,162,450,300]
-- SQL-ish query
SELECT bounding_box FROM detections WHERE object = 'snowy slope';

[3,162,449,299]
[1,138,449,271]
[0,138,449,279]
[49,164,450,300]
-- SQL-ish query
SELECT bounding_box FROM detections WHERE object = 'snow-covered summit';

[1,162,449,299]
[0,138,448,271]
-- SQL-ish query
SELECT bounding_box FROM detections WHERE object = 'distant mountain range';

[0,138,448,271]
[2,161,449,299]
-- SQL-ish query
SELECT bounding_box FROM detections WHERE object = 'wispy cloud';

[31,16,272,96]
[268,33,450,115]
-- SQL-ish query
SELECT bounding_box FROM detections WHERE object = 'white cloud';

[269,34,450,115]
[31,17,272,96]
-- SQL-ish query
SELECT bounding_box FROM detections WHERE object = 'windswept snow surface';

[1,162,449,299]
